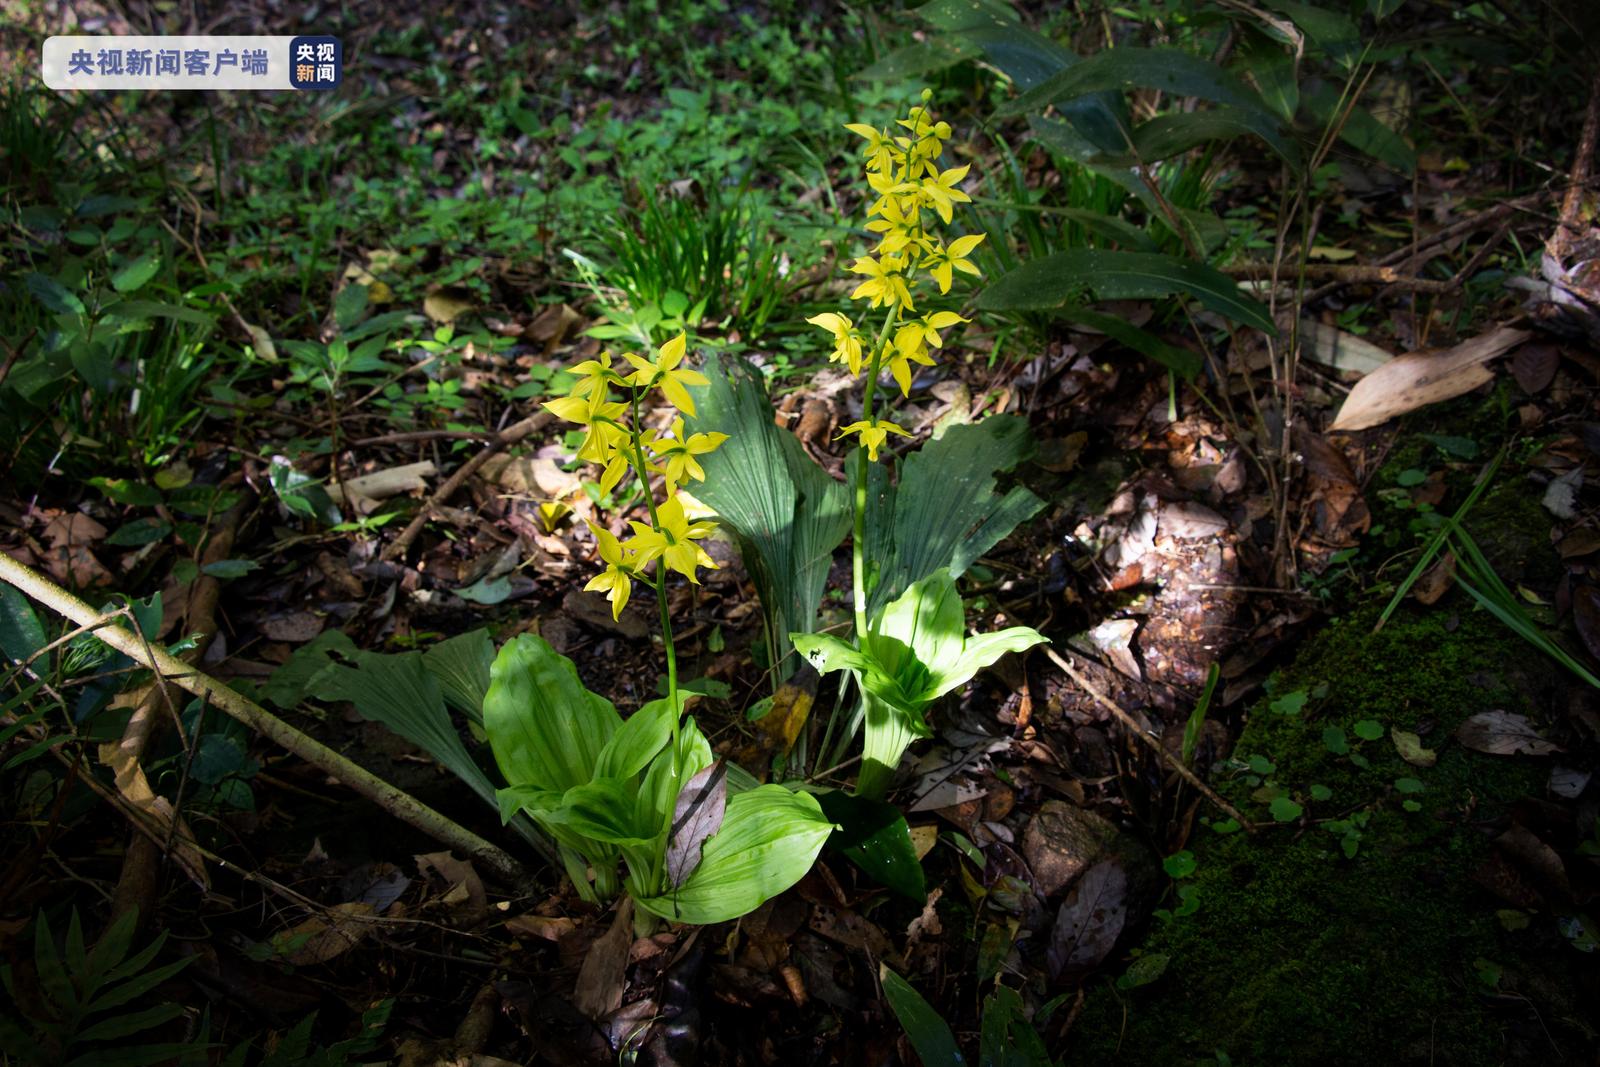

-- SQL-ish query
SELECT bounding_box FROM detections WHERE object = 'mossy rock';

[1068,602,1588,1065]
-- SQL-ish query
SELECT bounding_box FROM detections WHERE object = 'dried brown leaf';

[1455,710,1560,756]
[1330,327,1530,431]
[1047,859,1127,980]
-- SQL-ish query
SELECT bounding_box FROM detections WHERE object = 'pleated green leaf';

[483,634,620,793]
[687,352,851,679]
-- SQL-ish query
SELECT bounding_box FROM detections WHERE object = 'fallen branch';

[1043,646,1254,830]
[382,410,554,562]
[0,552,531,887]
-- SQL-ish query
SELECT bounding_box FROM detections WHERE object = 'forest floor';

[1,1,1598,1065]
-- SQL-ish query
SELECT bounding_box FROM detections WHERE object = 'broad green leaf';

[979,248,1276,333]
[1001,47,1282,131]
[484,634,620,794]
[260,629,358,709]
[1063,308,1203,378]
[791,632,895,695]
[106,518,172,546]
[25,273,85,316]
[1236,29,1300,121]
[594,697,675,781]
[1265,0,1361,64]
[1302,81,1415,174]
[1094,107,1297,166]
[923,624,1048,703]
[980,984,1051,1066]
[496,784,562,823]
[859,415,1045,615]
[687,353,851,680]
[543,778,655,847]
[422,628,495,723]
[88,477,162,507]
[111,254,160,294]
[0,583,48,664]
[635,784,832,925]
[855,37,981,82]
[873,568,967,697]
[817,790,927,902]
[881,965,966,1067]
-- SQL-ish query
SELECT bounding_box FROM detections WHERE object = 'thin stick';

[381,410,554,562]
[1042,646,1253,830]
[0,553,530,887]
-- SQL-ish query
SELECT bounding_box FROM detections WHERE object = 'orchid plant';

[792,93,1048,799]
[482,332,832,928]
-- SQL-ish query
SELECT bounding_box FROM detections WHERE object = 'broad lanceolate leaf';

[817,789,927,902]
[1001,46,1282,128]
[541,778,655,848]
[666,761,728,888]
[880,965,967,1067]
[1302,80,1416,175]
[484,634,620,794]
[594,697,675,781]
[1063,308,1203,378]
[638,715,716,837]
[978,249,1275,334]
[0,582,48,665]
[688,352,851,680]
[635,784,832,925]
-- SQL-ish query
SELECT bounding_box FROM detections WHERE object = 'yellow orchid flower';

[627,495,719,584]
[836,418,913,462]
[649,417,729,494]
[924,234,985,294]
[920,164,973,225]
[584,521,637,620]
[568,350,620,399]
[624,332,709,417]
[865,195,923,256]
[805,312,867,375]
[843,123,901,174]
[537,500,572,534]
[886,328,938,396]
[896,311,969,353]
[848,255,915,311]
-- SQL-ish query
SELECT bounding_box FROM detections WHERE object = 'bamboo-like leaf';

[1302,81,1416,175]
[483,634,620,793]
[72,1003,185,1043]
[979,249,1275,333]
[880,965,966,1067]
[1001,46,1281,127]
[1063,308,1203,378]
[687,352,851,679]
[635,784,832,925]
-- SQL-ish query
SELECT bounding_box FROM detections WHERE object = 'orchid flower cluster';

[808,92,986,641]
[542,333,728,625]
[806,90,985,462]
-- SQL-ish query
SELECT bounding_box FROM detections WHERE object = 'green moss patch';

[1069,602,1579,1065]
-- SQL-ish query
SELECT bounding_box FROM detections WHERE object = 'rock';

[1022,801,1120,899]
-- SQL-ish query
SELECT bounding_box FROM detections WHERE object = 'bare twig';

[381,410,554,562]
[0,553,532,887]
[1043,646,1254,830]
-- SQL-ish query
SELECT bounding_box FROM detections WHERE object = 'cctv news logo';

[42,35,342,91]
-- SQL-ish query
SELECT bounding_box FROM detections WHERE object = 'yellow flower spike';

[648,417,729,495]
[805,312,867,375]
[623,332,709,417]
[626,496,718,584]
[848,255,915,311]
[836,418,913,462]
[571,406,629,462]
[584,521,636,620]
[925,233,986,294]
[920,164,973,225]
[843,123,901,174]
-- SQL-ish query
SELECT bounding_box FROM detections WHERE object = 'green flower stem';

[627,385,682,777]
[851,303,903,645]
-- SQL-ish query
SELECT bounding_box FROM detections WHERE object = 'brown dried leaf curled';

[1455,710,1560,756]
[666,761,728,888]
